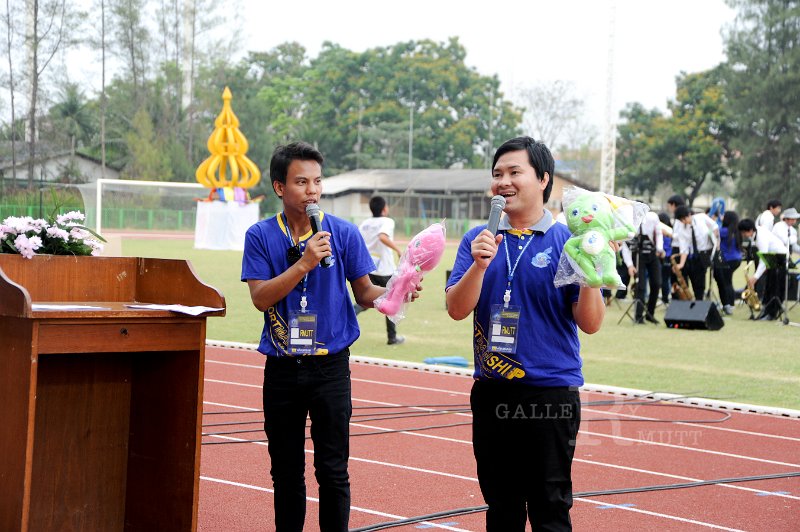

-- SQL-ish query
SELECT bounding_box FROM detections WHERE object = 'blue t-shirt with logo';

[241,212,375,357]
[446,214,582,387]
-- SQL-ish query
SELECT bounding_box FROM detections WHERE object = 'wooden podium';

[0,255,226,531]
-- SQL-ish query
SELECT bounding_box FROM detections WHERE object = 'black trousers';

[683,256,708,300]
[263,351,352,532]
[368,273,398,341]
[761,266,787,319]
[713,259,741,307]
[634,252,661,319]
[661,258,672,304]
[471,380,581,532]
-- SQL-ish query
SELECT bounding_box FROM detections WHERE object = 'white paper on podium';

[194,201,260,251]
[32,304,110,311]
[125,304,225,316]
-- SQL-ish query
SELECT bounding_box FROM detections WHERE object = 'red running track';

[199,345,800,531]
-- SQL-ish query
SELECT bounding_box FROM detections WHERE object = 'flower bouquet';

[0,211,106,259]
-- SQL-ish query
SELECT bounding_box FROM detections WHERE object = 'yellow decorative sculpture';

[196,87,261,193]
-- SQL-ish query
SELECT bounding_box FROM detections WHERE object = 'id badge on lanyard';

[489,304,521,354]
[288,310,317,355]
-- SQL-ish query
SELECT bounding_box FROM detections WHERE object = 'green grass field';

[121,237,800,410]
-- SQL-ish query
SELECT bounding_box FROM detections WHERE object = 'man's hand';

[407,278,423,303]
[627,265,636,278]
[300,231,331,270]
[471,230,503,270]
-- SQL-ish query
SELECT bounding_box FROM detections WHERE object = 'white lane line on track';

[204,401,261,411]
[207,359,800,442]
[204,377,800,467]
[581,430,800,468]
[574,498,745,531]
[583,406,800,443]
[201,443,472,531]
[202,398,800,502]
[576,458,800,501]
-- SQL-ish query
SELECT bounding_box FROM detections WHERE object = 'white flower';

[46,226,70,241]
[57,211,86,226]
[14,234,42,259]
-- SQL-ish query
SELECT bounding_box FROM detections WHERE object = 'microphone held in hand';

[487,195,506,235]
[305,203,333,268]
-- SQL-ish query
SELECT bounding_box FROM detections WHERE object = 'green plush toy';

[563,192,635,288]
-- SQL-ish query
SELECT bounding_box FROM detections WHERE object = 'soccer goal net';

[77,179,207,235]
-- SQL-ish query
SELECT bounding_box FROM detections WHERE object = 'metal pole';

[408,103,413,170]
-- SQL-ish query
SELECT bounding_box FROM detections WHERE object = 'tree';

[109,0,149,102]
[48,82,94,157]
[723,0,800,216]
[615,69,732,206]
[514,80,587,150]
[300,38,520,173]
[23,0,81,188]
[2,0,19,190]
[123,107,172,180]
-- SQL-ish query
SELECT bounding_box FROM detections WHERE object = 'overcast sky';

[239,0,737,134]
[2,0,736,138]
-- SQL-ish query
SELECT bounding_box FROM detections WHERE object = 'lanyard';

[502,232,534,308]
[281,212,309,311]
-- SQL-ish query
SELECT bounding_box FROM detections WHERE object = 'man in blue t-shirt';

[446,136,606,531]
[241,141,419,531]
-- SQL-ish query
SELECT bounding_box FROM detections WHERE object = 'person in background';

[241,141,420,531]
[356,196,405,345]
[756,199,782,232]
[771,207,799,255]
[672,205,719,301]
[738,218,788,321]
[658,212,673,305]
[713,211,742,315]
[446,136,606,531]
[621,210,664,324]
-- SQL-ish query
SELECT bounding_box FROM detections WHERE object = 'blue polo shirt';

[446,210,582,387]
[241,211,375,357]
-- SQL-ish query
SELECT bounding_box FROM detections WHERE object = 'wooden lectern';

[0,255,226,531]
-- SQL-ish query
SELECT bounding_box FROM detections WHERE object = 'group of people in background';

[604,194,799,323]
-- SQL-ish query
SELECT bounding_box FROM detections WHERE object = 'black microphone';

[305,203,333,268]
[487,195,506,235]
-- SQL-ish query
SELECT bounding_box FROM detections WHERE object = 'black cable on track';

[348,471,800,531]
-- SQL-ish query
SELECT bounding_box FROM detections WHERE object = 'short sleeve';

[379,217,395,236]
[345,223,378,281]
[241,225,274,282]
[446,229,478,291]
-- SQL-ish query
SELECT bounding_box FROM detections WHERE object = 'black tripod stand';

[788,259,800,313]
[618,242,651,325]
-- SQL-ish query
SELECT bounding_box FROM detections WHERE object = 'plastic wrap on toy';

[554,186,649,289]
[374,222,446,323]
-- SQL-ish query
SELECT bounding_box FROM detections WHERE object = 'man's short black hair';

[767,199,782,209]
[269,141,324,189]
[492,136,555,203]
[674,205,691,220]
[369,196,386,217]
[667,194,685,207]
[738,218,756,232]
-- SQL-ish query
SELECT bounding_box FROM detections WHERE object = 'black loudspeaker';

[664,300,725,330]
